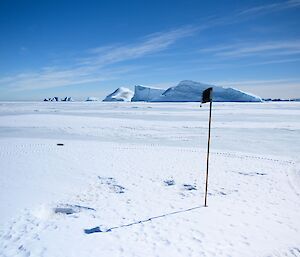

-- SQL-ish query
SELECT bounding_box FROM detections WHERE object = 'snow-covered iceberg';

[106,80,262,102]
[103,87,134,102]
[153,80,262,102]
[131,85,165,102]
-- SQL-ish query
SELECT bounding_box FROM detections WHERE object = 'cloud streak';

[1,0,299,92]
[199,40,300,58]
[0,26,197,91]
[197,0,300,29]
[237,0,300,16]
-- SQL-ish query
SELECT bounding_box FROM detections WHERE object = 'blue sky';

[0,0,300,100]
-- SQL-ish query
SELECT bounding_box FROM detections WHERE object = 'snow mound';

[86,97,99,101]
[103,87,134,102]
[153,80,262,102]
[131,85,165,102]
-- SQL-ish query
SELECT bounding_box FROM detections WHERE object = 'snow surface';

[131,85,165,102]
[0,101,299,257]
[103,87,134,102]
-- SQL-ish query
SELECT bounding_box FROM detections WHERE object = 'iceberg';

[131,85,165,102]
[103,87,134,102]
[153,80,262,102]
[107,80,262,102]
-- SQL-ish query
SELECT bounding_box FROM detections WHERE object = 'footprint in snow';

[236,171,267,176]
[98,176,126,194]
[54,204,96,215]
[112,185,125,194]
[164,179,175,186]
[183,184,197,191]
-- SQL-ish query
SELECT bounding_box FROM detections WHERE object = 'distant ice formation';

[61,97,74,102]
[155,80,262,102]
[44,97,59,102]
[103,87,134,102]
[86,97,99,101]
[131,85,165,102]
[44,97,74,102]
[131,80,262,102]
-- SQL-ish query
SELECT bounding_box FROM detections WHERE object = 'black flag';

[202,87,213,103]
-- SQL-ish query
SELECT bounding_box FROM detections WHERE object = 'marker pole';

[204,100,212,207]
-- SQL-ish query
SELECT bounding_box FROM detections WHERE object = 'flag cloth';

[202,87,213,103]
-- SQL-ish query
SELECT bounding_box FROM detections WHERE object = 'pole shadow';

[84,205,203,234]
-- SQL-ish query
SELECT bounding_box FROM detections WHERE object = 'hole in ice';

[57,143,64,146]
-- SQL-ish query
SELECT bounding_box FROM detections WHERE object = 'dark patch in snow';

[255,172,267,176]
[208,191,227,196]
[289,247,300,255]
[183,184,197,190]
[98,176,126,194]
[84,226,109,234]
[98,176,115,184]
[112,185,125,194]
[164,179,175,186]
[54,207,76,215]
[236,171,267,176]
[57,143,64,146]
[66,204,96,211]
[54,204,96,215]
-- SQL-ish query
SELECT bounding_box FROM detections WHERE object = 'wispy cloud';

[0,26,197,91]
[79,26,197,66]
[237,0,300,16]
[199,0,300,29]
[1,0,299,92]
[199,40,300,58]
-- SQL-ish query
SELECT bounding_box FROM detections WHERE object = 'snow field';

[0,102,299,257]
